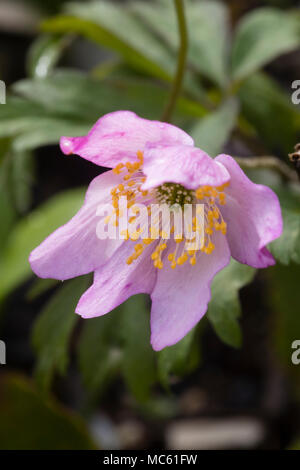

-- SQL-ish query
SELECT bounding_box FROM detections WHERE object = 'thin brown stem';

[234,156,298,183]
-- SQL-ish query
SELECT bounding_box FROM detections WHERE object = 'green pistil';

[156,183,193,208]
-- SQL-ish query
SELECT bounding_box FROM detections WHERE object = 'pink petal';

[29,170,123,280]
[60,111,193,168]
[142,144,230,190]
[150,232,231,351]
[75,241,157,318]
[215,154,283,268]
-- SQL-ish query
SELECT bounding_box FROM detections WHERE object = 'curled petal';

[75,241,157,318]
[29,170,123,280]
[150,232,231,351]
[142,144,230,190]
[60,111,193,168]
[215,154,283,268]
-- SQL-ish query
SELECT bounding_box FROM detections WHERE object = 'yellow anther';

[219,193,226,205]
[205,241,215,254]
[171,261,176,269]
[150,227,159,239]
[213,208,219,218]
[206,226,213,235]
[190,257,196,266]
[113,163,124,174]
[151,252,159,260]
[132,161,141,170]
[168,253,174,261]
[154,259,163,269]
[137,150,144,161]
[143,238,152,245]
[175,237,184,244]
[220,221,227,235]
[196,189,204,199]
[130,231,140,241]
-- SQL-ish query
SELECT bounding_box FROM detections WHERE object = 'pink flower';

[29,111,282,351]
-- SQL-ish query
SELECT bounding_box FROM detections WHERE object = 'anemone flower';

[30,111,282,350]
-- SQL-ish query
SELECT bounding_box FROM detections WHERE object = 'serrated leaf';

[0,374,96,449]
[207,259,256,348]
[32,276,90,391]
[42,0,175,81]
[0,71,206,151]
[231,7,300,81]
[190,98,238,156]
[0,187,85,301]
[121,295,157,403]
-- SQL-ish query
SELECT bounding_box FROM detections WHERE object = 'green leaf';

[0,96,92,151]
[78,308,122,396]
[239,73,300,154]
[267,263,300,395]
[27,278,59,301]
[27,34,72,79]
[32,276,90,391]
[0,149,17,249]
[157,329,198,388]
[189,98,238,156]
[231,7,300,81]
[0,71,206,151]
[0,187,85,301]
[269,186,300,265]
[42,0,175,81]
[207,259,256,348]
[132,0,230,87]
[0,374,96,449]
[11,149,35,213]
[121,295,157,403]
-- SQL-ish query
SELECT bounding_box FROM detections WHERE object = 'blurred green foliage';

[0,0,300,448]
[0,374,97,449]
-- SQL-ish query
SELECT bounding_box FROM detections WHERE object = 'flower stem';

[234,156,298,183]
[162,0,188,123]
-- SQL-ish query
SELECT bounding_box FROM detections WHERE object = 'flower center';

[107,151,229,270]
[156,183,193,208]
